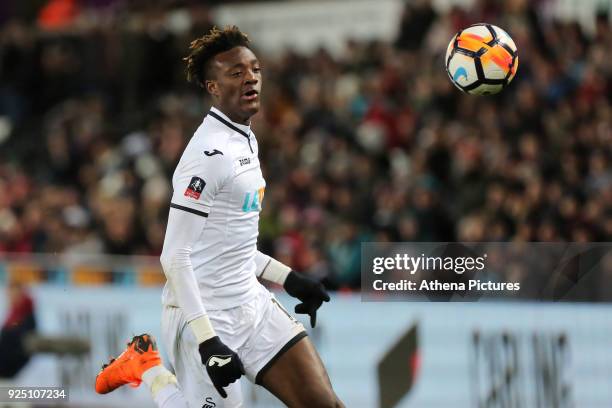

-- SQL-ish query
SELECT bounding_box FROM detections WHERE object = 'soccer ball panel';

[507,55,519,82]
[480,45,513,80]
[462,24,494,43]
[447,53,478,88]
[456,24,493,53]
[491,25,517,52]
[463,24,492,37]
[468,83,503,95]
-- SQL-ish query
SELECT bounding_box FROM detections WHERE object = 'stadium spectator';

[0,283,36,378]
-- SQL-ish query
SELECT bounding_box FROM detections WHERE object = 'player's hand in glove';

[283,271,330,328]
[198,336,245,398]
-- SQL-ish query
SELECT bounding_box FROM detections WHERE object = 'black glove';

[283,271,330,328]
[198,336,244,398]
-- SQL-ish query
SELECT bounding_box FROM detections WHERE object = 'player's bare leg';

[258,336,344,408]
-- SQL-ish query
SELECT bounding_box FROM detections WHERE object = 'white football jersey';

[161,107,266,311]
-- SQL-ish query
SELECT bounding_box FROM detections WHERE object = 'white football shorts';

[161,284,306,407]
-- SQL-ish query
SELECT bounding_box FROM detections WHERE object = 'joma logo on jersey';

[242,187,265,212]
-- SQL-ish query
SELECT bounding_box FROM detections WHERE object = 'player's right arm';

[160,149,243,398]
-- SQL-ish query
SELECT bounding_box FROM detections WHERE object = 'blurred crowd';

[0,0,610,289]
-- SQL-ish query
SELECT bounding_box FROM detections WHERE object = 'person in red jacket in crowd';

[0,282,37,378]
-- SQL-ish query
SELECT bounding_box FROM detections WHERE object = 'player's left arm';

[255,251,330,327]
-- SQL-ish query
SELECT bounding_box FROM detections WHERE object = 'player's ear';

[205,80,219,98]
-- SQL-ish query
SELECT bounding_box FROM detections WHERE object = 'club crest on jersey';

[185,177,205,200]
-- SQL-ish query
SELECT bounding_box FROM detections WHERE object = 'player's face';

[207,46,262,125]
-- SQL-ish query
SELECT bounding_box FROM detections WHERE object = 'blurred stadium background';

[0,0,611,407]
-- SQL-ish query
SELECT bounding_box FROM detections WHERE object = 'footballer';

[94,26,344,408]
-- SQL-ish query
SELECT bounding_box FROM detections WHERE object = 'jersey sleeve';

[160,207,209,322]
[170,152,233,216]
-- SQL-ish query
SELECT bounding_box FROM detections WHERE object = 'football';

[445,23,518,95]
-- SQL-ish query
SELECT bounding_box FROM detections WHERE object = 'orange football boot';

[95,334,161,394]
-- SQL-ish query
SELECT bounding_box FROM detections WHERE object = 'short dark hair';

[184,25,251,88]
